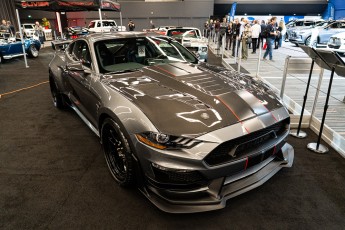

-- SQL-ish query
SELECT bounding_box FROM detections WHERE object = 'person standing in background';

[263,16,277,61]
[7,21,15,36]
[214,19,220,43]
[257,20,266,49]
[251,20,261,54]
[241,19,251,60]
[225,22,233,50]
[128,20,135,31]
[0,19,9,32]
[275,20,283,49]
[34,21,45,44]
[232,18,241,57]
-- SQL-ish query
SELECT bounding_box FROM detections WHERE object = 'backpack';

[262,26,270,38]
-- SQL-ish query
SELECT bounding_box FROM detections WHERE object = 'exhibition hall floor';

[1,48,345,229]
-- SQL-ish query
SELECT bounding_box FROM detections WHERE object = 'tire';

[27,44,39,58]
[49,76,65,109]
[0,55,2,64]
[101,118,135,187]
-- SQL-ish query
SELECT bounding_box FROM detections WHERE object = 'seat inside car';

[96,42,114,67]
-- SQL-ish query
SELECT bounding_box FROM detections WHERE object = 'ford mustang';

[49,32,294,213]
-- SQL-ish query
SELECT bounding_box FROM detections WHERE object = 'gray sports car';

[49,32,294,213]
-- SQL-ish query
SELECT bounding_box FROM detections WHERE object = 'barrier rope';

[0,81,49,99]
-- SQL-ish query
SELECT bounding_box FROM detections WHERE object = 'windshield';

[97,21,116,27]
[167,29,199,39]
[94,36,198,74]
[88,21,95,28]
[315,21,328,27]
[24,25,34,29]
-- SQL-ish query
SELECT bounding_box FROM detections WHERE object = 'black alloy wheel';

[101,118,135,187]
[28,45,39,58]
[49,77,65,109]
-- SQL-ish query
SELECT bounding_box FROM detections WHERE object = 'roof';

[85,31,168,42]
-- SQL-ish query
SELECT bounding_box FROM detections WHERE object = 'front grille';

[204,118,289,166]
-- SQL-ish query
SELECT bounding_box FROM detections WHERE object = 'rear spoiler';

[51,39,72,51]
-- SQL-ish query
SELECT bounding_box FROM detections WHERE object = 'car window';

[339,22,345,28]
[96,21,116,27]
[295,21,304,26]
[88,21,95,28]
[24,25,34,29]
[72,40,91,64]
[67,42,76,58]
[304,22,314,26]
[94,36,198,74]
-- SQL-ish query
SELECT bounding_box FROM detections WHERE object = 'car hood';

[102,62,286,136]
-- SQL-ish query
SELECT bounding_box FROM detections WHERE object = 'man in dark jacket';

[257,20,266,49]
[263,17,277,61]
[128,20,135,31]
[231,18,241,57]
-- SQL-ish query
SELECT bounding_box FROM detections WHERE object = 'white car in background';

[87,20,126,33]
[327,32,345,56]
[22,23,35,38]
[165,27,208,62]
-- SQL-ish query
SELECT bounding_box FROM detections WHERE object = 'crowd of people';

[0,19,15,36]
[203,16,286,61]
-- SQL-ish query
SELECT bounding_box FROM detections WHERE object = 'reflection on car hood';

[102,62,285,136]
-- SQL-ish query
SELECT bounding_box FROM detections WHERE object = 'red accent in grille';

[244,157,249,170]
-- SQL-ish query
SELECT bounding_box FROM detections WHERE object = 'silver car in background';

[288,20,329,46]
[327,31,345,56]
[286,18,324,41]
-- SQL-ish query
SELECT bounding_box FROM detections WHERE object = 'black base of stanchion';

[307,142,329,154]
[290,129,307,138]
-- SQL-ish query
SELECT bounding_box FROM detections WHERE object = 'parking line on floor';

[0,81,49,99]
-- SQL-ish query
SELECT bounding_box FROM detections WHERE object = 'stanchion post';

[290,59,315,138]
[280,56,291,99]
[234,37,238,64]
[307,67,335,154]
[16,9,29,68]
[309,68,324,127]
[98,8,103,33]
[237,40,242,72]
[256,45,262,77]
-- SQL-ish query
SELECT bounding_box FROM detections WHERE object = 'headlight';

[135,132,201,150]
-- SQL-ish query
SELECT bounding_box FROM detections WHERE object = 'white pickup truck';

[87,20,126,33]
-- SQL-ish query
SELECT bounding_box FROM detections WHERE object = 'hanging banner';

[15,0,121,12]
[229,2,237,21]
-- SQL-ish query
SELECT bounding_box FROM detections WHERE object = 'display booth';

[297,45,345,153]
[14,0,121,67]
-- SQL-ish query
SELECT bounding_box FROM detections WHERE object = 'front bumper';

[132,109,294,213]
[140,143,293,213]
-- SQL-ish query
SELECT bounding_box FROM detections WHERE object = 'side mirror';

[66,62,91,74]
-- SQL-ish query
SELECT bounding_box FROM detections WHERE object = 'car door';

[5,39,23,56]
[65,39,99,127]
